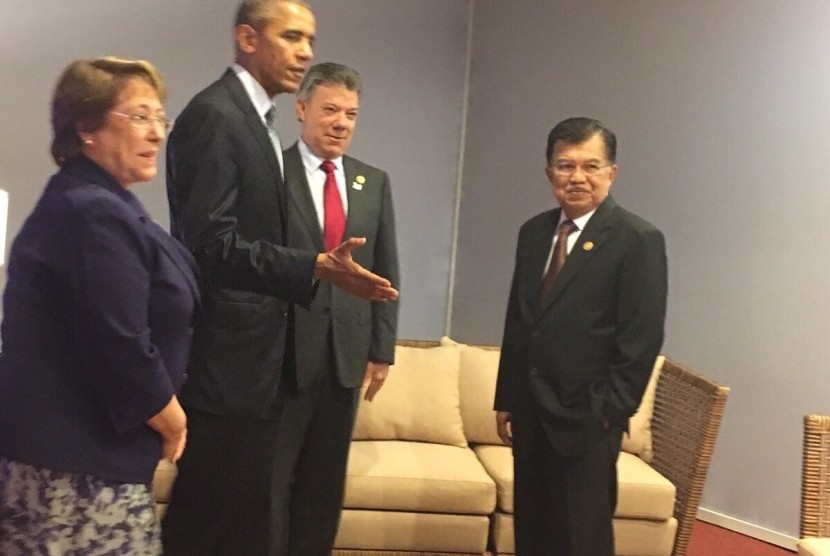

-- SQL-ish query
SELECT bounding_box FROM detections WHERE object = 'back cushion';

[351,344,467,448]
[442,338,504,445]
[620,355,664,463]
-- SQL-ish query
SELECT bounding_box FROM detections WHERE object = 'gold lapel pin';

[582,241,594,251]
[356,175,366,184]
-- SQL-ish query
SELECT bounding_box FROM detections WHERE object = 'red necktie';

[539,219,577,305]
[321,160,346,251]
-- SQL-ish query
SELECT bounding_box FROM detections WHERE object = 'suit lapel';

[220,70,286,209]
[284,144,325,251]
[539,196,618,313]
[343,157,365,239]
[147,220,202,307]
[518,209,559,318]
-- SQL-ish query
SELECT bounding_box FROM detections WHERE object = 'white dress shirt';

[297,140,349,231]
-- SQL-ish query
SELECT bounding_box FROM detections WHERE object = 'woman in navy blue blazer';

[0,57,199,555]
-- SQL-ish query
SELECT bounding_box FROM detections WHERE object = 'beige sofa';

[153,338,728,556]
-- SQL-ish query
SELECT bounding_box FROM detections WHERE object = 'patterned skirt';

[0,456,161,555]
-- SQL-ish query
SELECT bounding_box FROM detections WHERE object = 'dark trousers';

[513,418,622,556]
[161,409,283,556]
[269,359,361,556]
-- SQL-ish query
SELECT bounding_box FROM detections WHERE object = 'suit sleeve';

[70,202,174,434]
[167,101,316,305]
[494,228,527,412]
[369,172,399,363]
[592,226,668,425]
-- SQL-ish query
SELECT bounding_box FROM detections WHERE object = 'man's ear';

[295,98,306,123]
[235,24,258,55]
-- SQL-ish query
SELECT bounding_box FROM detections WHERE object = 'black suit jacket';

[283,144,399,389]
[166,69,317,419]
[494,195,667,455]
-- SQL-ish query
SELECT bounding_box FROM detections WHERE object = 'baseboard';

[697,507,798,550]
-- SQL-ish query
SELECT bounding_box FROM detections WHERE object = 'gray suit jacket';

[283,143,400,389]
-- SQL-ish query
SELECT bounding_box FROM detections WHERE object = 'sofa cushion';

[351,344,467,447]
[441,337,504,445]
[621,355,665,463]
[474,444,514,513]
[335,509,491,553]
[799,538,830,556]
[344,440,496,515]
[473,447,675,521]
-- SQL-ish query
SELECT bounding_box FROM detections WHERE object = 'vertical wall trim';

[444,0,475,338]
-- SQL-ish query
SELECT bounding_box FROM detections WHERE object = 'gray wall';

[2,0,829,542]
[454,0,830,540]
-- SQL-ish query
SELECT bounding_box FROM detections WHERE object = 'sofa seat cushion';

[344,440,496,514]
[474,444,514,513]
[799,537,830,556]
[335,509,490,553]
[492,512,677,556]
[473,447,675,521]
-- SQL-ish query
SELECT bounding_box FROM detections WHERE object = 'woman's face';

[80,78,166,188]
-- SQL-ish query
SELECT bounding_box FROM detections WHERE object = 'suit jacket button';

[322,307,331,315]
[531,330,541,338]
[529,367,538,376]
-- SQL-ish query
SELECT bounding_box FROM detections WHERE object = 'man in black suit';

[494,117,667,556]
[161,2,397,555]
[274,61,399,556]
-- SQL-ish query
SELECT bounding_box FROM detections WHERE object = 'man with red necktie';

[278,61,400,556]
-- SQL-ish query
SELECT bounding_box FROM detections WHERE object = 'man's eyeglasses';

[109,111,174,133]
[551,162,611,176]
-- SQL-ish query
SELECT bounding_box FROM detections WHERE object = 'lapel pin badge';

[582,241,594,251]
[352,175,365,190]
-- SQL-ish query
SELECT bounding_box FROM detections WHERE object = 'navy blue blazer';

[0,156,200,485]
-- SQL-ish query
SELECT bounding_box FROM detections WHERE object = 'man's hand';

[496,411,513,447]
[315,238,399,301]
[362,361,389,402]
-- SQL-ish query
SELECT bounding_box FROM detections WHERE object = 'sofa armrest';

[650,357,729,556]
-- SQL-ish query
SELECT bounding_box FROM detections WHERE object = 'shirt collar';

[560,208,596,231]
[298,139,344,173]
[231,63,276,121]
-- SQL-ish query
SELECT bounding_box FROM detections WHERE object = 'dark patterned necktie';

[321,160,346,250]
[539,219,577,305]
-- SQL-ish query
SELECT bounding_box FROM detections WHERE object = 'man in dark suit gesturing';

[162,2,397,555]
[274,62,399,555]
[495,117,667,556]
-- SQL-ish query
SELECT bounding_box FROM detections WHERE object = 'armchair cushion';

[798,538,830,556]
[620,355,665,463]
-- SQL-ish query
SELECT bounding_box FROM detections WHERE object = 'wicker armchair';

[651,358,729,556]
[798,414,830,556]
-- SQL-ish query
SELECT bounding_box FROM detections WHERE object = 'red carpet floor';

[687,520,795,556]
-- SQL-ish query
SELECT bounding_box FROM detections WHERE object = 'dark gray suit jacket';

[283,143,399,389]
[494,195,667,455]
[166,70,317,418]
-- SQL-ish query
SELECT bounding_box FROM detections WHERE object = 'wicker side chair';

[649,358,730,556]
[798,414,830,556]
